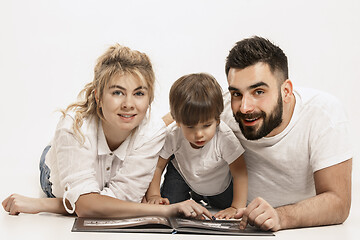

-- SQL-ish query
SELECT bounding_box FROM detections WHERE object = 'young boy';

[146,73,248,219]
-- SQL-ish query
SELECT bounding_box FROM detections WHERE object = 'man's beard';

[234,93,283,140]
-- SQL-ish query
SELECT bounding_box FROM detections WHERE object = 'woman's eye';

[113,90,123,96]
[134,91,145,96]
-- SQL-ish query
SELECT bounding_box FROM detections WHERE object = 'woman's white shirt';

[45,112,166,213]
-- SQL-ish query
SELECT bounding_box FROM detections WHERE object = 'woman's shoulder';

[53,112,99,144]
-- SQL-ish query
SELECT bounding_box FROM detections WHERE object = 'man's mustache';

[235,111,264,120]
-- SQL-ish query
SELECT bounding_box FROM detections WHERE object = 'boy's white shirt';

[160,121,245,196]
[46,111,166,213]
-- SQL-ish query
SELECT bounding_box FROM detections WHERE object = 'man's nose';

[240,95,255,114]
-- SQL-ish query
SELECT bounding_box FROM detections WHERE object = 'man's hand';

[235,197,281,232]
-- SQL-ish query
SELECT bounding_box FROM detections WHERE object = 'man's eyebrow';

[108,85,148,91]
[248,81,269,90]
[228,82,269,92]
[228,86,239,91]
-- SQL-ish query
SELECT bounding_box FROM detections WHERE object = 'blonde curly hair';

[62,44,155,142]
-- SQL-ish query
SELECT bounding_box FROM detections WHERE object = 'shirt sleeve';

[107,116,167,203]
[217,121,245,165]
[52,115,100,213]
[309,96,353,172]
[159,122,178,159]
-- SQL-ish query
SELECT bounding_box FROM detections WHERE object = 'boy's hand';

[146,195,170,205]
[214,206,239,220]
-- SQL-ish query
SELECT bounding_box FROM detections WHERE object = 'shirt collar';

[97,121,130,161]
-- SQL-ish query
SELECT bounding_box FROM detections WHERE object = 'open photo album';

[72,216,274,236]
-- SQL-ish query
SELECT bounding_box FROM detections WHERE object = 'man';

[221,36,352,231]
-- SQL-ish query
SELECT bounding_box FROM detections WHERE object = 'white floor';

[1,169,359,240]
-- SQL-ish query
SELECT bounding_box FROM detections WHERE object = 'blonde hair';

[62,44,155,142]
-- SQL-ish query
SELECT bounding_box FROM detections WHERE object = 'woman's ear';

[94,89,101,107]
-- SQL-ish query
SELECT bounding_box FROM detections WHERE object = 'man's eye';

[232,92,241,97]
[255,90,264,95]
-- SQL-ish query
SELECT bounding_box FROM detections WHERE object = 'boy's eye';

[203,124,211,128]
[186,126,194,129]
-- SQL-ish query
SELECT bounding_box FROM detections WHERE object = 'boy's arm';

[214,155,248,219]
[145,156,170,204]
[229,155,248,209]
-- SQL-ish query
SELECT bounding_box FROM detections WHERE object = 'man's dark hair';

[225,36,288,82]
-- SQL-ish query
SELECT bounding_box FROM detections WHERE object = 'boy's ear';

[216,119,220,125]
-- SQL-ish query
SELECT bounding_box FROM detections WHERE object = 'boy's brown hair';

[169,73,224,126]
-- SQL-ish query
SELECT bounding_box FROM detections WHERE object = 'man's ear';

[281,79,293,103]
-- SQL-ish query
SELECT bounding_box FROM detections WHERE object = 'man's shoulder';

[295,87,347,125]
[295,87,340,106]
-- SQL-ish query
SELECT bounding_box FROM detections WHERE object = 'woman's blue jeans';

[39,145,55,198]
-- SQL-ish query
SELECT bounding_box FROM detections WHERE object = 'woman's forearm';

[75,193,171,218]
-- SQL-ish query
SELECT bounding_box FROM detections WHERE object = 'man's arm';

[237,159,352,231]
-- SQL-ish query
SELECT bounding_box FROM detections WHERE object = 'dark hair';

[169,73,224,126]
[225,36,288,83]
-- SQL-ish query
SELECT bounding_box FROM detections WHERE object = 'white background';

[0,0,359,200]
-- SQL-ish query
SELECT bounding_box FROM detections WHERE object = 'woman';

[2,44,211,219]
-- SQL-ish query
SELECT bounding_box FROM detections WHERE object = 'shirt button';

[109,153,113,156]
[106,167,110,171]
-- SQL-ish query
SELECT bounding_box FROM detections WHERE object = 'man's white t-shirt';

[221,87,353,208]
[160,121,245,196]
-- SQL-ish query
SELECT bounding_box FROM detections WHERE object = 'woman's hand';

[146,195,170,205]
[2,194,44,215]
[167,199,213,219]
